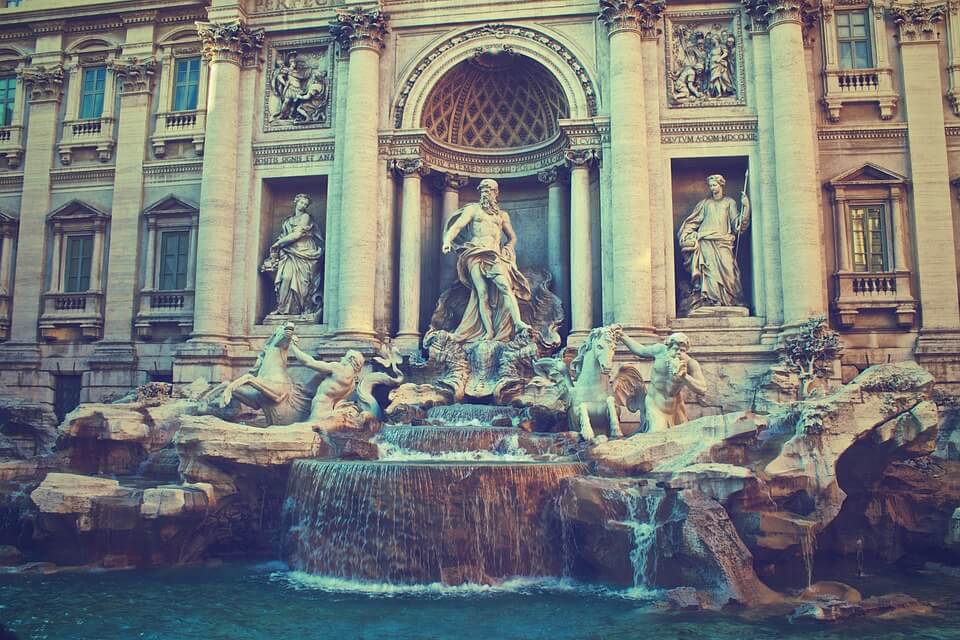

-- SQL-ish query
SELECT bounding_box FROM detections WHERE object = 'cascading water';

[374,425,570,460]
[424,404,524,426]
[282,459,584,584]
[617,490,665,590]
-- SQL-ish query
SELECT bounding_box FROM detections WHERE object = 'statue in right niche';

[677,173,750,314]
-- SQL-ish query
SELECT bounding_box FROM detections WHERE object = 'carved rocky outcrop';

[0,397,57,460]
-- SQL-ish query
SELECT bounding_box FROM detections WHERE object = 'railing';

[151,293,185,309]
[851,274,897,295]
[833,270,916,328]
[0,128,10,142]
[54,294,87,311]
[837,71,879,92]
[165,112,197,129]
[71,120,102,136]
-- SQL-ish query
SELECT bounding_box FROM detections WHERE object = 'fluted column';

[100,54,157,345]
[330,7,388,338]
[0,230,13,295]
[567,150,599,337]
[892,1,960,330]
[438,173,468,287]
[599,0,663,331]
[393,158,428,348]
[744,0,826,325]
[9,62,64,343]
[190,19,262,343]
[538,167,569,313]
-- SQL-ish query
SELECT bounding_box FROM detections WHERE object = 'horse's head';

[571,326,619,379]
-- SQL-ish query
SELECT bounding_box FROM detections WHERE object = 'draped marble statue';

[677,174,750,314]
[441,178,532,343]
[261,193,324,319]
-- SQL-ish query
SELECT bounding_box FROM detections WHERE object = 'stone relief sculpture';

[619,330,707,432]
[677,173,750,316]
[261,193,324,320]
[669,20,738,105]
[530,325,645,441]
[267,49,329,126]
[441,178,532,343]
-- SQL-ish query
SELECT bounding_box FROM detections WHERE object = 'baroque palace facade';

[0,0,958,420]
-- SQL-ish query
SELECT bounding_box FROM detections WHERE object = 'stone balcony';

[134,288,195,339]
[151,110,206,158]
[39,291,104,341]
[822,68,898,122]
[58,117,116,164]
[0,123,24,167]
[832,270,916,329]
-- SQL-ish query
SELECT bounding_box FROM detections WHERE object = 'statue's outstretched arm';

[621,333,663,359]
[442,206,473,250]
[290,343,334,374]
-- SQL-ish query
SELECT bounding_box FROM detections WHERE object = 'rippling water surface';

[2,562,960,640]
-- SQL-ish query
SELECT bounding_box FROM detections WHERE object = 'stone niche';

[671,156,752,317]
[257,176,328,325]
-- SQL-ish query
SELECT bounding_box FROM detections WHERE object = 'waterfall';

[424,404,524,426]
[801,527,817,588]
[620,490,665,589]
[374,425,566,460]
[282,460,584,584]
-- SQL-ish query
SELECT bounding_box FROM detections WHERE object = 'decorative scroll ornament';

[891,0,946,42]
[741,0,821,30]
[564,148,600,168]
[537,167,561,185]
[598,0,667,37]
[390,157,429,177]
[19,64,64,102]
[110,56,158,94]
[329,6,389,52]
[437,173,470,191]
[196,20,265,66]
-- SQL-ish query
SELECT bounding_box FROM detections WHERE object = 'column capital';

[742,0,820,30]
[111,56,158,95]
[436,172,469,192]
[330,6,389,53]
[18,64,64,103]
[598,0,666,38]
[892,0,946,43]
[196,20,264,67]
[537,166,566,185]
[390,157,429,178]
[565,148,600,169]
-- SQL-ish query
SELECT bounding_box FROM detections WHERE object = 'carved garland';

[393,24,598,129]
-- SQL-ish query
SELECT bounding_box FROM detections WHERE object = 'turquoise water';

[2,562,960,640]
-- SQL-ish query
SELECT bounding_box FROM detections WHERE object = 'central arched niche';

[420,52,570,151]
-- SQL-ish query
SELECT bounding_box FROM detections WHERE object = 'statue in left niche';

[261,193,324,320]
[269,51,329,124]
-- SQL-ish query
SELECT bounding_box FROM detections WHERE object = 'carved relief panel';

[665,9,746,108]
[263,39,334,132]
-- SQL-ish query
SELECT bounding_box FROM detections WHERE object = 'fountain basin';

[283,459,584,585]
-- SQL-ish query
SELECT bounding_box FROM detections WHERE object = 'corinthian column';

[599,0,663,332]
[891,1,960,332]
[744,0,826,326]
[437,173,468,288]
[566,150,599,337]
[330,7,388,338]
[392,158,429,349]
[538,167,569,314]
[190,19,263,347]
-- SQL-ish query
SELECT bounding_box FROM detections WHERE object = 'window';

[5,0,22,7]
[172,58,200,112]
[158,230,189,290]
[64,234,93,292]
[0,76,13,126]
[54,374,82,423]
[836,11,872,69]
[849,205,887,272]
[79,66,106,120]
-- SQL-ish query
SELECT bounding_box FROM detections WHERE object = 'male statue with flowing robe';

[677,174,750,312]
[441,179,532,343]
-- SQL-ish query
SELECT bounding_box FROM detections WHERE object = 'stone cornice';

[891,0,945,42]
[121,11,158,26]
[50,167,116,185]
[660,119,758,144]
[598,0,666,37]
[29,20,66,34]
[196,20,264,67]
[111,56,158,95]
[330,6,388,53]
[18,64,64,103]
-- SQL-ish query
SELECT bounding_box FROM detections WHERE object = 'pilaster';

[566,149,600,337]
[392,158,429,350]
[538,167,569,319]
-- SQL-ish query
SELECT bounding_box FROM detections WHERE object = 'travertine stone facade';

[0,0,956,416]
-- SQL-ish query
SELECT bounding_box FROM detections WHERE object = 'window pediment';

[142,194,198,218]
[46,199,110,223]
[827,163,908,188]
